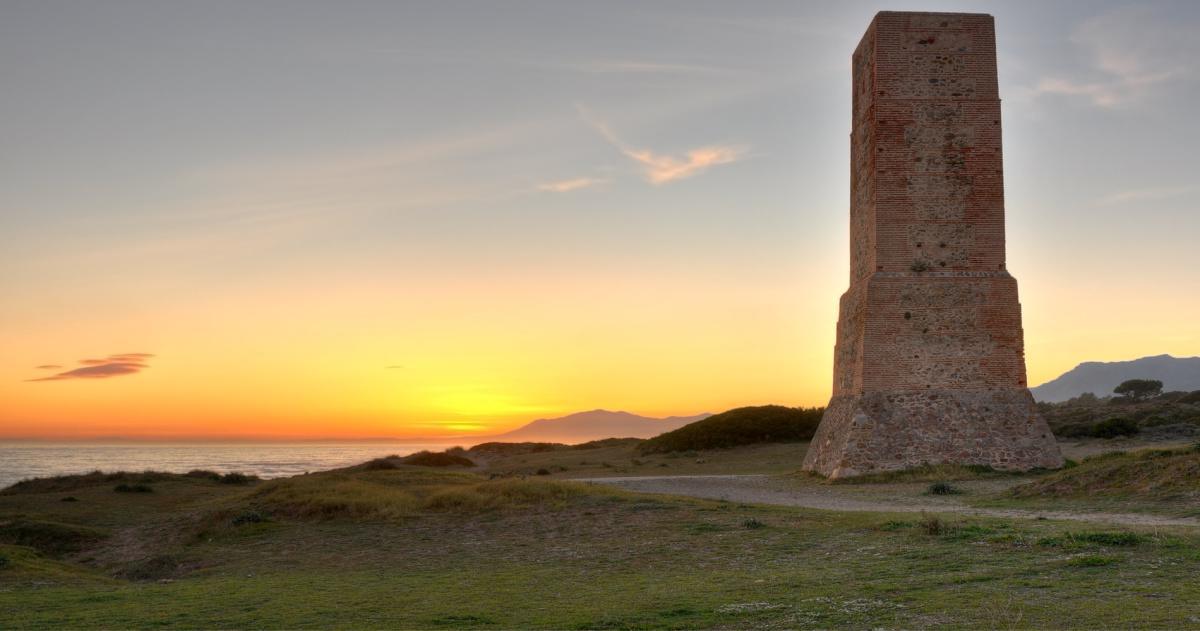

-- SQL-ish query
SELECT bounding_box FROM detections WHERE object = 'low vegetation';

[467,442,565,456]
[829,463,1006,485]
[0,519,109,557]
[1040,389,1200,440]
[638,405,823,454]
[241,467,607,521]
[1008,446,1200,501]
[402,451,475,467]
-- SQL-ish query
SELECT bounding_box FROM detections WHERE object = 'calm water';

[0,442,457,489]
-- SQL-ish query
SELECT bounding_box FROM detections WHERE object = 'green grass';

[4,460,1200,628]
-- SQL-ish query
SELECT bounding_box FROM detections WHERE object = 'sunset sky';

[2,1,1198,440]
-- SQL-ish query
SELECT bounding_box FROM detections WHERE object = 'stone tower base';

[802,389,1062,479]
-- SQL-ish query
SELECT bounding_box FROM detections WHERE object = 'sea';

[0,442,459,490]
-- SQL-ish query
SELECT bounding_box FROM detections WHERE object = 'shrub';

[926,481,962,495]
[219,472,255,485]
[1092,417,1139,439]
[361,457,401,471]
[185,469,222,481]
[60,496,79,502]
[742,518,766,529]
[1178,390,1200,405]
[232,511,267,525]
[0,554,8,569]
[114,483,153,493]
[535,468,551,476]
[638,405,824,454]
[403,451,475,467]
[0,519,108,556]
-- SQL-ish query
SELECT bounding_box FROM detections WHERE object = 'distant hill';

[489,409,710,444]
[1031,355,1200,402]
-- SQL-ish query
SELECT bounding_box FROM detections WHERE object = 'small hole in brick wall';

[916,242,922,248]
[938,261,946,267]
[904,312,912,320]
[939,242,947,248]
[922,328,929,334]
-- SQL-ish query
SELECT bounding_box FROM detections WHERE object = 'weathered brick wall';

[808,12,1062,478]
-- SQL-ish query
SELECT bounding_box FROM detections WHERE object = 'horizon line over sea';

[0,441,466,490]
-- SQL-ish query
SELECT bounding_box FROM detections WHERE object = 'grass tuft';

[925,481,963,495]
[918,514,950,536]
[1067,555,1120,567]
[1037,531,1144,548]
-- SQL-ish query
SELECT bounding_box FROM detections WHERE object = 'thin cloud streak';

[576,105,747,184]
[29,354,154,382]
[1031,6,1197,108]
[1097,186,1196,206]
[537,177,605,193]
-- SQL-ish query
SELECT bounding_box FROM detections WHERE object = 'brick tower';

[802,12,1063,479]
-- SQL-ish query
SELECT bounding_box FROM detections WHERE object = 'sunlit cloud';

[537,177,606,193]
[29,354,154,382]
[1032,6,1197,108]
[34,365,62,370]
[577,105,747,184]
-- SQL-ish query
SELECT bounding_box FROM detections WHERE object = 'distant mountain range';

[1031,354,1200,403]
[487,409,711,444]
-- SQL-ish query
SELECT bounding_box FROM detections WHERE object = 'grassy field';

[3,456,1200,628]
[473,440,810,478]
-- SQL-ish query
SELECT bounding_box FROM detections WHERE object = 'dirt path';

[576,474,1200,528]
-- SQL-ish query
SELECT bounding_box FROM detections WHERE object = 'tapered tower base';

[803,390,1061,479]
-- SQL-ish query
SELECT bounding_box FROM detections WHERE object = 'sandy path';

[576,474,1200,528]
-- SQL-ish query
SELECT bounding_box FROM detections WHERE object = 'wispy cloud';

[537,177,606,193]
[1032,6,1197,108]
[29,354,154,382]
[34,364,62,370]
[531,59,736,76]
[576,105,747,184]
[1097,185,1196,206]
